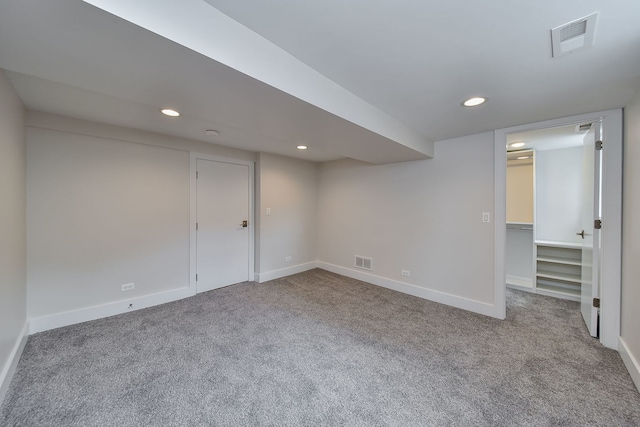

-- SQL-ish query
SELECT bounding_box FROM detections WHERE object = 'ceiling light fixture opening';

[462,97,487,107]
[297,145,308,150]
[161,108,181,117]
[517,156,530,160]
[509,142,526,148]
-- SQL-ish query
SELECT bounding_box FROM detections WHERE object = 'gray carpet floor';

[1,268,639,426]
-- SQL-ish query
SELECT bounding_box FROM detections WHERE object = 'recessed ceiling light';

[462,97,487,107]
[510,142,526,148]
[297,145,308,150]
[517,156,530,160]
[205,129,220,136]
[161,108,181,117]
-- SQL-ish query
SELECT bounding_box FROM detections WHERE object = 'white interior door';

[580,123,601,336]
[196,159,250,293]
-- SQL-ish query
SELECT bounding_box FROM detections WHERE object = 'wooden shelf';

[535,240,582,249]
[536,256,582,266]
[535,242,582,301]
[536,271,582,284]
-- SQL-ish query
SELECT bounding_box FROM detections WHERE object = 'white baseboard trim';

[29,287,192,334]
[619,337,640,393]
[256,261,319,283]
[506,274,534,290]
[317,262,497,318]
[0,322,28,406]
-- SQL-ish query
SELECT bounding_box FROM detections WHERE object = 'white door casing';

[494,109,622,349]
[580,123,601,336]
[190,153,254,295]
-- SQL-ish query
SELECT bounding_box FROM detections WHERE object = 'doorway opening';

[494,109,622,349]
[505,122,599,335]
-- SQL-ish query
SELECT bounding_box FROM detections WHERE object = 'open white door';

[196,158,250,293]
[579,122,601,337]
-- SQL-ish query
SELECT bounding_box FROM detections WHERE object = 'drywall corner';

[256,261,319,283]
[0,323,28,407]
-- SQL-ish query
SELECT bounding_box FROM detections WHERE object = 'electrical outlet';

[285,256,292,261]
[266,207,272,216]
[121,283,135,291]
[482,212,490,223]
[401,270,411,277]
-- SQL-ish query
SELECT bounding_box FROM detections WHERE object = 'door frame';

[189,152,255,295]
[494,109,622,349]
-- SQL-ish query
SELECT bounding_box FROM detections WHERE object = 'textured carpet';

[1,269,639,426]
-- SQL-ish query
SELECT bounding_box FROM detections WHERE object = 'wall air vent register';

[355,255,373,271]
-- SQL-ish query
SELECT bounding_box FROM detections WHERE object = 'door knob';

[576,230,585,239]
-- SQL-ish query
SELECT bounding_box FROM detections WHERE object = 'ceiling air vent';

[551,12,598,58]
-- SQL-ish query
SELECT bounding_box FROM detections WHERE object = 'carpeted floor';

[1,269,639,426]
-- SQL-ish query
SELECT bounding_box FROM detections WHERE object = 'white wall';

[25,113,257,330]
[25,113,496,327]
[535,146,583,244]
[505,228,534,282]
[27,128,190,318]
[317,132,496,313]
[621,90,640,390]
[256,152,318,281]
[0,70,27,401]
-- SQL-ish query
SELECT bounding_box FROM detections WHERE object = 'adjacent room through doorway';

[494,109,622,349]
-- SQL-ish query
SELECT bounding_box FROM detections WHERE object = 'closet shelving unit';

[534,240,582,301]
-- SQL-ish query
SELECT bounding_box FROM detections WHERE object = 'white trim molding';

[29,287,191,334]
[494,130,507,319]
[619,337,640,393]
[0,323,29,405]
[495,109,623,349]
[506,275,534,291]
[256,261,319,283]
[317,262,496,317]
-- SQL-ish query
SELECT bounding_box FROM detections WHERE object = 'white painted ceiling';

[1,0,639,163]
[205,0,640,140]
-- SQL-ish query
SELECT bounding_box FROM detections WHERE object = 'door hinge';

[594,219,602,229]
[595,140,603,151]
[196,274,198,281]
[196,171,199,179]
[593,297,600,308]
[196,222,198,230]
